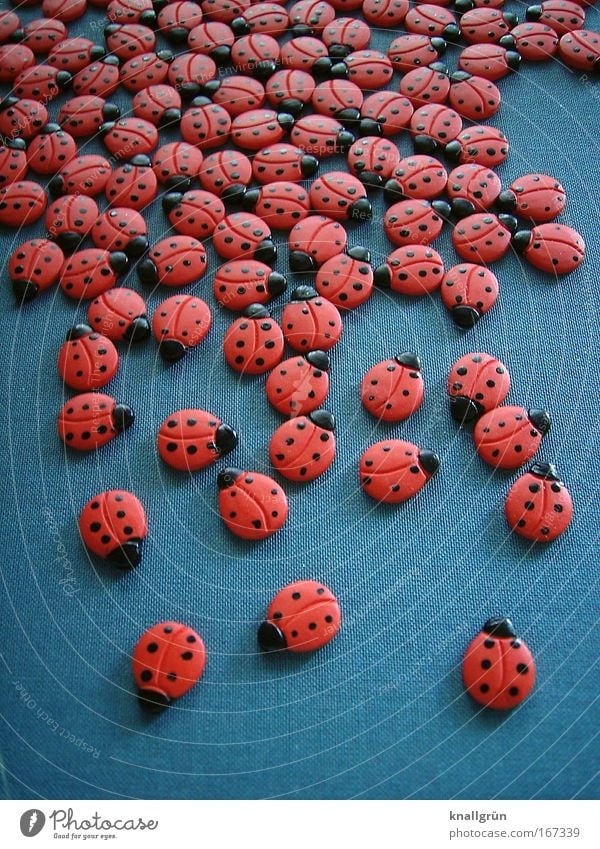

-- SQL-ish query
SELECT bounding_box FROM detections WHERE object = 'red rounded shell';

[505,466,574,542]
[448,75,501,121]
[380,244,444,296]
[213,212,273,260]
[309,171,369,221]
[322,16,370,49]
[399,66,451,106]
[59,249,123,300]
[223,309,284,373]
[211,76,265,118]
[145,236,207,286]
[58,327,119,391]
[0,140,28,187]
[359,438,439,503]
[261,580,341,653]
[509,23,558,60]
[198,149,252,197]
[80,490,147,562]
[410,103,463,144]
[87,288,149,341]
[57,392,131,451]
[448,352,511,417]
[463,623,535,709]
[265,353,330,416]
[152,294,211,350]
[9,238,64,297]
[450,125,509,167]
[157,408,231,471]
[153,141,204,186]
[474,405,548,469]
[269,413,336,481]
[288,215,347,267]
[218,469,288,540]
[165,189,225,238]
[0,98,49,139]
[452,213,512,263]
[440,262,499,324]
[458,44,517,80]
[104,160,158,209]
[507,174,566,223]
[389,154,448,200]
[213,260,285,310]
[54,154,112,196]
[315,253,373,309]
[521,223,585,274]
[388,33,445,72]
[282,290,343,351]
[384,199,445,247]
[361,356,424,421]
[0,181,47,227]
[446,163,502,212]
[132,621,206,705]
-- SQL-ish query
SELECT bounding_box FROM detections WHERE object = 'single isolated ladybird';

[462,617,535,710]
[269,409,336,481]
[157,408,237,471]
[223,304,284,374]
[473,405,551,469]
[57,392,134,451]
[58,324,119,391]
[282,286,343,352]
[265,351,330,416]
[132,621,206,713]
[217,467,289,540]
[152,295,212,362]
[359,439,440,503]
[505,462,574,542]
[79,489,147,568]
[361,354,424,422]
[257,580,341,653]
[448,352,511,423]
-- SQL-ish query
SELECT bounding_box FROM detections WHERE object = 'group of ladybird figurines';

[0,0,591,717]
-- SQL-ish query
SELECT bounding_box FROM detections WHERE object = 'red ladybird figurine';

[88,288,150,343]
[309,171,372,221]
[104,155,158,210]
[526,1,585,38]
[474,405,551,469]
[448,352,511,423]
[388,33,447,73]
[9,238,64,302]
[384,199,450,247]
[441,262,499,327]
[58,324,119,391]
[188,21,235,64]
[512,223,585,275]
[383,154,448,202]
[359,439,440,503]
[460,7,516,44]
[137,236,207,287]
[223,305,284,374]
[505,462,574,542]
[57,392,134,451]
[265,67,315,115]
[361,354,424,422]
[157,408,237,471]
[257,579,341,653]
[162,189,225,240]
[47,36,105,73]
[58,95,120,138]
[218,467,288,540]
[133,84,182,127]
[26,124,77,175]
[180,99,231,150]
[445,125,509,168]
[288,215,347,272]
[452,213,516,264]
[0,181,47,228]
[45,194,98,254]
[405,4,461,41]
[13,64,71,103]
[311,78,363,123]
[104,22,156,60]
[374,244,445,296]
[399,64,451,107]
[152,294,212,362]
[132,621,206,713]
[198,149,253,201]
[72,56,120,98]
[92,207,148,256]
[447,72,501,121]
[59,249,128,300]
[230,108,293,151]
[100,116,159,158]
[446,163,502,217]
[269,410,336,481]
[500,22,559,61]
[213,212,276,263]
[242,181,310,230]
[80,489,147,568]
[205,75,265,119]
[315,247,373,309]
[289,114,355,158]
[0,97,49,140]
[458,43,521,80]
[410,103,463,153]
[49,154,112,197]
[266,351,330,416]
[359,91,414,138]
[252,143,319,185]
[463,617,535,710]
[282,286,343,352]
[323,16,370,55]
[497,174,566,223]
[347,136,401,189]
[213,260,286,312]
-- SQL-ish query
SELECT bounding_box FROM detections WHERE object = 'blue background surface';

[0,0,599,801]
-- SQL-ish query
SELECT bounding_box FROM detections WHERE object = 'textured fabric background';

[0,0,598,801]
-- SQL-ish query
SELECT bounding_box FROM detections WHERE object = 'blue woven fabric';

[0,0,599,801]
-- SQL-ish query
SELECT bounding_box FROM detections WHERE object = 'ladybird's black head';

[162,191,183,214]
[496,190,517,214]
[347,245,370,263]
[336,106,361,127]
[450,70,470,84]
[137,258,158,286]
[291,23,313,38]
[48,175,65,197]
[164,26,192,44]
[432,199,452,221]
[449,395,482,425]
[329,43,351,60]
[125,235,149,258]
[164,173,192,192]
[230,16,251,37]
[452,305,481,328]
[112,403,135,432]
[418,449,440,476]
[65,323,93,342]
[288,250,317,273]
[90,44,106,62]
[431,37,447,56]
[156,48,174,64]
[506,50,521,72]
[277,112,295,133]
[139,8,157,27]
[267,271,287,296]
[104,22,120,37]
[529,408,552,436]
[336,128,355,153]
[6,137,26,152]
[311,56,335,81]
[109,541,142,569]
[395,352,421,371]
[159,107,181,129]
[216,423,238,456]
[443,23,462,44]
[220,182,247,206]
[251,60,279,83]
[257,621,287,653]
[196,79,220,98]
[217,467,241,490]
[300,154,319,178]
[53,230,82,254]
[454,0,475,11]
[102,101,121,123]
[210,45,232,66]
[129,154,152,168]
[109,251,129,275]
[306,350,330,371]
[443,140,462,163]
[56,71,72,91]
[498,34,517,52]
[309,409,335,431]
[12,279,38,303]
[241,187,260,212]
[278,97,305,119]
[291,285,318,302]
[498,213,518,234]
[483,617,516,639]
[373,263,392,289]
[0,95,19,113]
[347,196,372,222]
[525,5,542,23]
[254,238,277,265]
[244,303,270,320]
[40,122,60,135]
[383,178,404,204]
[529,461,561,481]
[159,339,187,363]
[124,315,151,343]
[451,198,477,219]
[138,689,170,714]
[358,117,382,138]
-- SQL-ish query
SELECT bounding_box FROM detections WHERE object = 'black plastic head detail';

[358,170,383,191]
[137,258,158,285]
[244,303,270,320]
[443,23,462,44]
[450,70,471,84]
[336,128,355,152]
[53,231,81,253]
[112,403,134,432]
[347,245,370,263]
[242,187,260,211]
[289,250,317,273]
[138,689,170,713]
[179,82,201,99]
[498,213,518,234]
[108,541,141,569]
[483,617,516,639]
[383,178,404,203]
[309,409,335,431]
[217,467,241,490]
[306,350,330,371]
[65,324,93,341]
[328,43,351,60]
[277,112,295,133]
[90,45,106,62]
[109,251,129,274]
[512,229,532,252]
[452,305,480,328]
[279,97,304,118]
[291,23,313,38]
[454,0,475,11]
[413,134,438,155]
[251,59,278,82]
[526,5,542,22]
[159,339,187,363]
[373,263,392,289]
[12,279,38,302]
[56,71,72,90]
[165,26,193,44]
[220,183,247,206]
[48,175,64,196]
[430,61,449,75]
[300,154,319,177]
[159,107,181,128]
[267,271,287,296]
[216,424,238,456]
[41,122,61,135]
[431,37,447,56]
[506,50,521,71]
[125,235,149,258]
[495,190,517,215]
[291,285,318,302]
[419,449,440,476]
[211,45,232,66]
[358,117,382,137]
[443,139,462,162]
[139,9,157,27]
[498,34,517,51]
[529,461,560,481]
[254,238,277,265]
[449,395,482,424]
[0,95,19,113]
[451,198,476,219]
[130,154,152,167]
[102,101,121,122]
[257,621,287,652]
[432,199,452,220]
[395,352,421,370]
[528,409,552,435]
[124,316,150,343]
[348,197,372,221]
[6,136,26,151]
[311,56,334,80]
[336,106,361,126]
